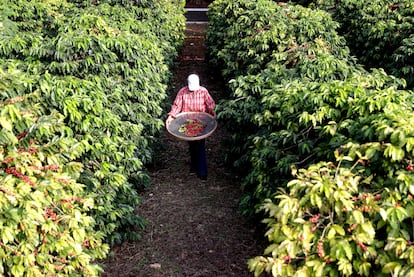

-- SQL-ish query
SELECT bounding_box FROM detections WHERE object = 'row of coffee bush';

[0,0,185,275]
[292,0,414,89]
[208,0,414,275]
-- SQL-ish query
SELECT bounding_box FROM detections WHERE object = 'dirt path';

[101,23,264,277]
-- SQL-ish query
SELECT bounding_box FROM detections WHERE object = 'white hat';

[187,74,200,91]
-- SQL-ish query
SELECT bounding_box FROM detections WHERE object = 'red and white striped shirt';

[168,86,215,118]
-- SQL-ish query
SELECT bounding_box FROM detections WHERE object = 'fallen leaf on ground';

[150,263,161,269]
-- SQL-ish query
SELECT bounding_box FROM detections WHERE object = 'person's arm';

[205,91,216,117]
[166,89,184,125]
[166,115,174,125]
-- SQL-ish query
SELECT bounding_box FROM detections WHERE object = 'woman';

[166,74,215,180]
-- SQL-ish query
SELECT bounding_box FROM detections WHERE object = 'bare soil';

[101,23,266,277]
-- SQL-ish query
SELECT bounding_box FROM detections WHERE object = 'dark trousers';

[189,139,207,177]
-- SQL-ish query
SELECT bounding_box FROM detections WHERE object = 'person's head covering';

[187,74,200,91]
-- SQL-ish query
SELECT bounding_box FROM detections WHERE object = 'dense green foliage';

[0,0,185,275]
[290,0,414,89]
[1,66,108,276]
[208,0,414,275]
[207,0,367,214]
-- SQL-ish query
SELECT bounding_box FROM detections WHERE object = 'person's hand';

[166,115,174,126]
